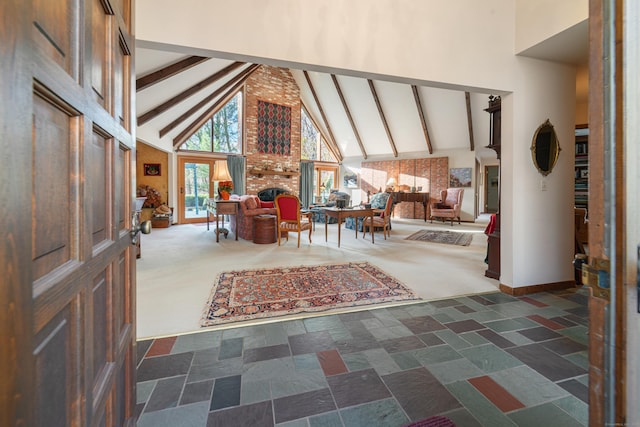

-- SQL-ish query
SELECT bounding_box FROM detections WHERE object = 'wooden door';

[1,0,138,426]
[586,0,637,425]
[178,156,215,224]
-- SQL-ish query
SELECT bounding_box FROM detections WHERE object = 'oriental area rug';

[405,229,474,246]
[201,262,419,326]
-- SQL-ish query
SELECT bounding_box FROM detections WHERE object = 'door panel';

[1,0,137,426]
[32,91,79,282]
[32,0,78,79]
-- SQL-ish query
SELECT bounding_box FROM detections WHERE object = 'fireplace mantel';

[249,169,300,178]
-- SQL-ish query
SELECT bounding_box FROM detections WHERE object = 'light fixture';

[212,160,233,201]
[386,177,397,191]
[211,160,234,238]
[212,160,232,182]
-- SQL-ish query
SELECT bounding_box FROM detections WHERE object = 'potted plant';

[218,180,233,200]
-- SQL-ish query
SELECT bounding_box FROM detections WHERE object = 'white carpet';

[136,216,498,339]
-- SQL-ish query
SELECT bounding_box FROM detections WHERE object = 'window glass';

[301,108,319,160]
[180,92,242,154]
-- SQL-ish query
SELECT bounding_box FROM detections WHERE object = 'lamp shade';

[212,160,232,182]
[386,178,397,187]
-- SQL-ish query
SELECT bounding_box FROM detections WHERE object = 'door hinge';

[582,257,610,300]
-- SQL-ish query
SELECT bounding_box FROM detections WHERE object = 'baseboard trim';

[499,280,578,296]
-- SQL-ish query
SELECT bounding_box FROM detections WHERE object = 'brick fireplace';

[244,66,301,196]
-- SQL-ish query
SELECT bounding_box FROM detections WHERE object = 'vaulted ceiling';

[135,22,588,163]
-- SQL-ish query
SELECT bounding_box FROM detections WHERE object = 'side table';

[253,214,277,244]
[207,199,239,242]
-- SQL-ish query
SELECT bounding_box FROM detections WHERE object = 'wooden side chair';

[363,192,393,240]
[275,194,312,247]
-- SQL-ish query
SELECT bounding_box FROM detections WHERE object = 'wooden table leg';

[216,214,220,242]
[337,213,342,247]
[370,213,374,244]
[325,218,328,242]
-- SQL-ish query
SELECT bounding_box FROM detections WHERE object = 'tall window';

[180,92,243,153]
[301,107,336,162]
[301,106,339,202]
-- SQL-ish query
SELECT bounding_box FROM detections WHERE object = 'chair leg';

[308,226,312,244]
[277,228,281,246]
[297,231,301,248]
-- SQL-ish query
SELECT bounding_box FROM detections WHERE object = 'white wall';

[136,1,582,289]
[137,0,518,93]
[515,0,588,54]
[501,58,577,286]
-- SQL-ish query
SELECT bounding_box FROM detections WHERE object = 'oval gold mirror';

[531,119,560,176]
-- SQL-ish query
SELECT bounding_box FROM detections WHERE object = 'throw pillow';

[245,196,258,210]
[260,201,274,208]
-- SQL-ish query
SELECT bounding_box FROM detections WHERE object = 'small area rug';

[201,262,419,326]
[405,229,473,246]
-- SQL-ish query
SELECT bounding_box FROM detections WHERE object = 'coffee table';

[322,207,374,247]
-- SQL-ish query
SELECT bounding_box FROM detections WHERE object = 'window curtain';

[299,161,314,208]
[227,155,246,195]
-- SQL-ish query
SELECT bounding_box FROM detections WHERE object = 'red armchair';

[430,188,464,225]
[229,195,276,240]
[275,194,312,247]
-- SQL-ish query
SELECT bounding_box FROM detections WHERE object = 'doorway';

[178,156,216,224]
[484,165,499,213]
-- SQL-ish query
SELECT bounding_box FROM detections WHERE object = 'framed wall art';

[144,163,161,176]
[449,167,472,187]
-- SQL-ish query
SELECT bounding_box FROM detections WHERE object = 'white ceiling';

[134,21,588,162]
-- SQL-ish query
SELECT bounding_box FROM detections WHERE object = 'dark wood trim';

[331,74,367,159]
[498,281,578,296]
[302,71,344,160]
[160,64,259,138]
[465,92,475,151]
[368,79,398,157]
[412,85,433,154]
[137,61,245,126]
[172,65,261,149]
[301,102,341,163]
[136,56,209,92]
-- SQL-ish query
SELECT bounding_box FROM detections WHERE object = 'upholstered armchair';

[363,191,394,239]
[430,188,464,225]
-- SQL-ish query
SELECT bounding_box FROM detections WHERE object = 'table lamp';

[212,160,232,200]
[386,178,397,192]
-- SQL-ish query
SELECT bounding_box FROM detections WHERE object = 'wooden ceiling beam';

[465,91,475,151]
[412,85,433,154]
[160,64,260,138]
[136,56,210,92]
[368,80,398,157]
[172,65,261,149]
[331,74,367,160]
[302,71,344,162]
[137,61,245,126]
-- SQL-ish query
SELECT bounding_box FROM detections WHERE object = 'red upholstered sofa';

[229,195,276,240]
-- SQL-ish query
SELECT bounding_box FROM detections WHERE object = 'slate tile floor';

[136,288,589,427]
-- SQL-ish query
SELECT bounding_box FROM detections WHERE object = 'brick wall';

[360,158,448,219]
[244,66,301,195]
